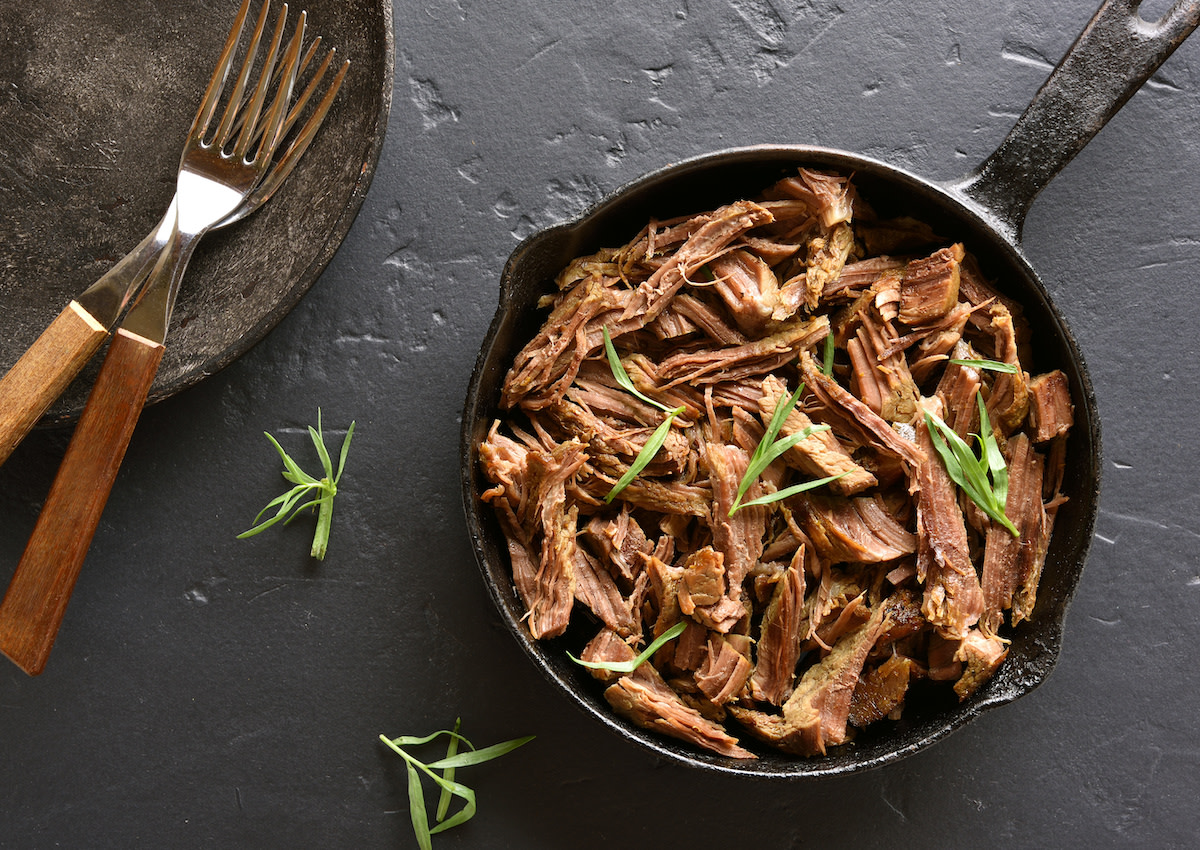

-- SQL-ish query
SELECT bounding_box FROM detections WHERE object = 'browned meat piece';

[500,275,630,410]
[985,305,1030,432]
[667,292,748,345]
[802,222,856,310]
[1027,370,1074,443]
[875,587,926,648]
[849,654,914,728]
[657,314,829,387]
[980,433,1047,635]
[799,350,924,471]
[550,395,690,477]
[573,546,637,637]
[772,168,854,228]
[899,243,963,325]
[707,248,780,335]
[673,619,709,671]
[845,280,920,424]
[792,492,917,564]
[915,404,984,640]
[694,635,753,704]
[524,443,589,639]
[934,342,984,439]
[579,469,712,516]
[581,509,653,586]
[702,440,766,596]
[605,675,756,759]
[757,375,877,496]
[829,255,906,303]
[579,628,638,684]
[566,361,671,426]
[690,596,749,633]
[729,603,889,756]
[678,546,726,614]
[749,549,807,705]
[953,629,1008,700]
[645,555,685,637]
[619,199,775,327]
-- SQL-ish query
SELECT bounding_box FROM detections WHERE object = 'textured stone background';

[2,0,1199,846]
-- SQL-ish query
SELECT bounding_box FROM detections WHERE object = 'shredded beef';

[479,167,1071,760]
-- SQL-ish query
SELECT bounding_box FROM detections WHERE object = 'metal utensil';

[0,5,346,470]
[0,0,348,676]
[462,0,1198,777]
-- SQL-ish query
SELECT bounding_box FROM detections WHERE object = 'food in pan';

[477,168,1073,758]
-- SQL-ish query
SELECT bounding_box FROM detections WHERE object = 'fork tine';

[189,0,252,141]
[214,1,275,149]
[226,4,288,156]
[280,39,330,138]
[246,55,349,206]
[243,11,306,162]
[226,35,321,143]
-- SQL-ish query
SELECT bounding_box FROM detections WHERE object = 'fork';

[0,3,346,470]
[0,0,348,676]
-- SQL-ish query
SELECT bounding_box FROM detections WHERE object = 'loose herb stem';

[237,409,355,559]
[380,723,534,850]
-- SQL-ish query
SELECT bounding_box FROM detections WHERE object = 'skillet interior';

[462,145,1100,777]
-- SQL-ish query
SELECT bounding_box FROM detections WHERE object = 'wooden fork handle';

[0,328,163,675]
[0,301,109,468]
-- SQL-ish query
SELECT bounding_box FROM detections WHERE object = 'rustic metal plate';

[0,0,393,424]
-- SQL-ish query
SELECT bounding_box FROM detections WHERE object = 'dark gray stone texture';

[2,0,1198,846]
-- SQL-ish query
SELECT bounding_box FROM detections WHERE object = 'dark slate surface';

[2,0,1199,846]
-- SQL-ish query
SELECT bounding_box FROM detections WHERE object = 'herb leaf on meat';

[947,357,1019,374]
[822,332,835,376]
[923,393,1018,536]
[567,620,688,672]
[237,409,355,560]
[730,379,835,515]
[602,326,685,502]
[380,722,534,850]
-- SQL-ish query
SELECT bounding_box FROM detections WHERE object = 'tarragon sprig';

[602,327,685,502]
[923,392,1018,536]
[567,620,688,673]
[380,721,534,850]
[729,378,837,515]
[237,409,355,560]
[948,357,1019,374]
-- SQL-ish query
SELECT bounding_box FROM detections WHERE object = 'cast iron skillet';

[462,0,1200,777]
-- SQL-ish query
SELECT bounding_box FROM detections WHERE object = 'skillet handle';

[0,328,162,675]
[950,0,1200,240]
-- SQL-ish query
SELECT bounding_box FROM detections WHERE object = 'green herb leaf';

[602,326,675,414]
[435,717,461,823]
[947,357,1019,374]
[604,406,685,503]
[737,472,849,509]
[822,332,835,376]
[567,620,688,672]
[923,400,1018,536]
[729,379,841,515]
[731,381,804,513]
[238,408,355,560]
[380,725,534,848]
